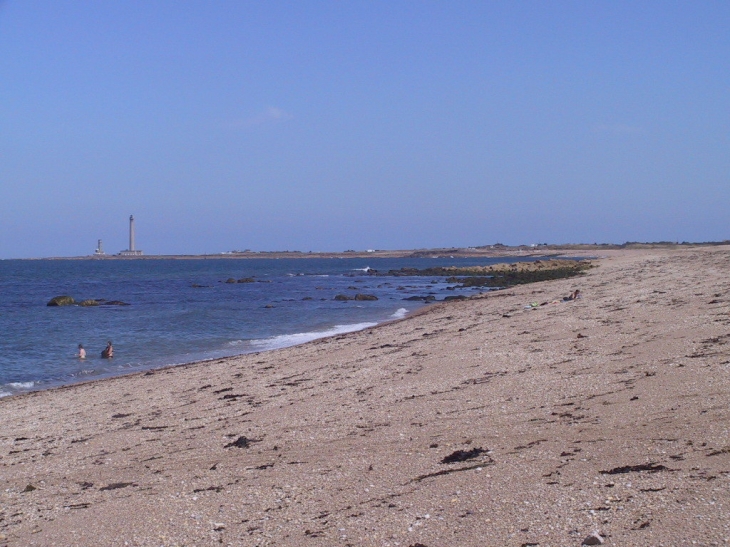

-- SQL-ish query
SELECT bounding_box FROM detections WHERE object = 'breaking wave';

[390,308,408,319]
[249,322,378,352]
[8,381,34,389]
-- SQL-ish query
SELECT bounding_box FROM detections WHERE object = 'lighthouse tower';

[119,215,143,256]
[129,215,135,252]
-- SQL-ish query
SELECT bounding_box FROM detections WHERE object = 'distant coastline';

[15,240,730,261]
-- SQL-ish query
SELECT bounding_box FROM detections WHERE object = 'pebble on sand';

[582,531,605,545]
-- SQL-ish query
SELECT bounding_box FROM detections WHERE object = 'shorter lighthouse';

[119,215,143,256]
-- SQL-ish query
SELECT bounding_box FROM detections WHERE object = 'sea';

[0,255,549,397]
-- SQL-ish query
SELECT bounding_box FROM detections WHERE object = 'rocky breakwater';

[382,259,592,289]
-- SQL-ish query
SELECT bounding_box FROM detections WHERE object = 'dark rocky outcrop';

[443,295,468,302]
[224,278,237,284]
[335,293,379,301]
[403,295,436,302]
[47,296,75,306]
[446,276,493,287]
[237,278,255,283]
[47,296,129,307]
[381,260,592,289]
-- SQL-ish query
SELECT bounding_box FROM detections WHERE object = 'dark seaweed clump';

[441,447,489,464]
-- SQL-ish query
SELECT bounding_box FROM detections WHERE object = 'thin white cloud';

[224,107,293,129]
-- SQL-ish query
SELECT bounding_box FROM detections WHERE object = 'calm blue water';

[0,256,545,396]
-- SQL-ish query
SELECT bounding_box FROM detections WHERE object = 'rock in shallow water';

[47,295,75,306]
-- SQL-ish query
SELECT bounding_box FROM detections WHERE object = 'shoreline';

[1,246,729,545]
[21,302,435,400]
[8,306,426,400]
[1,254,587,399]
[0,301,430,400]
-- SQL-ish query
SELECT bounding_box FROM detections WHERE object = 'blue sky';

[1,1,728,258]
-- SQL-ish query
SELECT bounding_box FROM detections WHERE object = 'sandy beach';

[1,246,729,547]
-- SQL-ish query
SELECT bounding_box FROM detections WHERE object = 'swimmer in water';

[101,341,113,359]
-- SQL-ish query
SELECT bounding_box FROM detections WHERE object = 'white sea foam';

[8,381,34,389]
[353,266,371,272]
[250,322,377,352]
[0,391,12,398]
[390,308,408,319]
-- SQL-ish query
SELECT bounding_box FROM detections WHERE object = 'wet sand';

[1,246,729,546]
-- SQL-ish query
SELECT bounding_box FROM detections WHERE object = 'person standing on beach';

[101,341,113,358]
[77,344,86,359]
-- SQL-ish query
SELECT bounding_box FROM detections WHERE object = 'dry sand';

[1,246,729,547]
